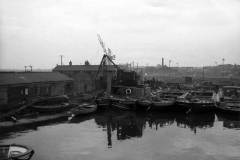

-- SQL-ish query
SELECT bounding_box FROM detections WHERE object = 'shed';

[0,72,73,109]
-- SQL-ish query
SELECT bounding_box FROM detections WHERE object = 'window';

[25,88,29,95]
[21,89,24,95]
[237,89,240,94]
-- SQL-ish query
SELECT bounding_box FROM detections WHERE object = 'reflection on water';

[216,112,240,130]
[94,111,216,147]
[0,111,240,160]
[0,117,67,141]
[95,111,145,147]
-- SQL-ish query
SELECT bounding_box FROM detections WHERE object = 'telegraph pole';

[202,66,205,81]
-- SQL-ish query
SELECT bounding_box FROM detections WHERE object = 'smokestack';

[59,54,64,66]
[162,58,164,67]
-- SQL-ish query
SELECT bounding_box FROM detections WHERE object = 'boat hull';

[33,95,69,105]
[111,103,132,110]
[31,103,71,113]
[188,102,215,113]
[31,95,70,113]
[175,100,192,112]
[216,102,240,115]
[95,98,111,109]
[0,144,34,160]
[136,100,151,111]
[68,104,97,116]
[150,100,176,111]
[111,98,136,111]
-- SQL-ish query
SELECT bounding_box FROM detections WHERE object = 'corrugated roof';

[53,65,117,71]
[0,72,73,86]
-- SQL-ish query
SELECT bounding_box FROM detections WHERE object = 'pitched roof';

[53,65,117,71]
[0,72,73,86]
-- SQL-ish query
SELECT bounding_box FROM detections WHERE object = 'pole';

[60,55,64,66]
[202,66,205,81]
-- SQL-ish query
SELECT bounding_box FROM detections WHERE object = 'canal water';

[0,111,240,160]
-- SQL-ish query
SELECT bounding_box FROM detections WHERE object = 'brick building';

[53,64,117,95]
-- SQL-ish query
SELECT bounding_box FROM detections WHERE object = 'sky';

[0,0,240,69]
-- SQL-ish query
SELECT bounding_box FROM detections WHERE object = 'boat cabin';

[221,86,240,100]
[182,91,214,100]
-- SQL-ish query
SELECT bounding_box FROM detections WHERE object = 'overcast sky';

[1,0,240,69]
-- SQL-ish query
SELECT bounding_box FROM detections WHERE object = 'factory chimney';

[162,58,164,67]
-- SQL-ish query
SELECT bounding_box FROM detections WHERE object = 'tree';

[85,60,90,65]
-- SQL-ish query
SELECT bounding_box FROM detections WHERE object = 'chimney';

[69,60,72,66]
[162,58,164,67]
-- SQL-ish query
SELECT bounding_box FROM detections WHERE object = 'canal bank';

[0,112,68,128]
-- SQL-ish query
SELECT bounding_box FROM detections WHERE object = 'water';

[0,111,240,160]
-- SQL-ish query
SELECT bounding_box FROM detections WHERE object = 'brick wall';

[58,71,97,94]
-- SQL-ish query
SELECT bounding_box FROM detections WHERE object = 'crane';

[96,34,120,94]
[96,34,119,79]
[97,34,107,55]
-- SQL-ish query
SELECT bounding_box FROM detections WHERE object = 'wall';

[55,69,117,95]
[72,71,96,94]
[7,86,26,105]
[50,82,65,96]
[58,70,98,94]
[0,87,8,106]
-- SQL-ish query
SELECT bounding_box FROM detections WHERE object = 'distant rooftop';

[53,65,117,71]
[223,86,240,89]
[0,72,73,86]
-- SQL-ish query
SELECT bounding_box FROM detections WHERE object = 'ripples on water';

[0,111,240,160]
